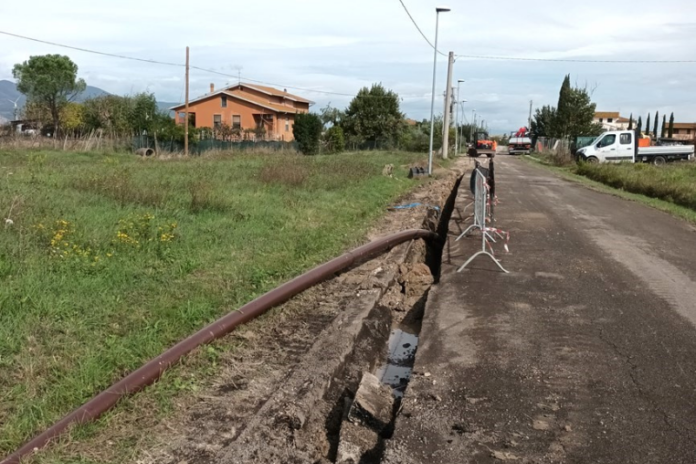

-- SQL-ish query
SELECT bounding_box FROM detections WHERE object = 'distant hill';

[0,80,180,120]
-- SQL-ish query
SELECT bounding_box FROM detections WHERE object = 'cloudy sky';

[1,0,694,132]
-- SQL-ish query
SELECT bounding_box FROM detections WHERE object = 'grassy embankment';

[524,151,696,223]
[0,149,429,459]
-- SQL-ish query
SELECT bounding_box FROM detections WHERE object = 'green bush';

[324,126,345,154]
[293,113,323,155]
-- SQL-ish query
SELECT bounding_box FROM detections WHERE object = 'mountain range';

[0,80,179,121]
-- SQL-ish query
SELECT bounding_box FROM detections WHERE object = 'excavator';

[467,131,497,158]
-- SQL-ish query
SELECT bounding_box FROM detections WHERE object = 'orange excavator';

[467,131,497,158]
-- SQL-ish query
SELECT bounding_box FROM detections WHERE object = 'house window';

[620,133,632,145]
[232,115,241,130]
[214,114,222,129]
[285,117,290,132]
[607,118,613,123]
[221,96,227,108]
[599,118,604,123]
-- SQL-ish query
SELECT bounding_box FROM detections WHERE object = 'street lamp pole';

[455,79,464,155]
[428,6,450,175]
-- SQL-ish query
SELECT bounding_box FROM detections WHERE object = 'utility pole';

[442,51,454,159]
[184,46,190,156]
[528,100,533,129]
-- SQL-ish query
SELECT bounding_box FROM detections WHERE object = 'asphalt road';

[383,155,696,463]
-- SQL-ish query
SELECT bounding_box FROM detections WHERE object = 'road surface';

[383,156,696,463]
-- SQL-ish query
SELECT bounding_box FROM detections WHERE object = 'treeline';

[293,83,481,155]
[626,112,676,138]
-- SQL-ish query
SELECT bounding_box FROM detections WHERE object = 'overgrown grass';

[575,162,696,210]
[0,149,425,459]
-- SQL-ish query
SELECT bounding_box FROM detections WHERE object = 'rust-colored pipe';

[2,229,439,464]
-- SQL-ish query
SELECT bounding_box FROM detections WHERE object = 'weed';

[0,148,424,461]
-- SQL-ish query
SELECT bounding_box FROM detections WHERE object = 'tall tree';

[637,116,643,135]
[293,113,323,155]
[554,74,573,138]
[646,113,651,136]
[628,113,633,130]
[668,113,675,137]
[342,83,403,147]
[12,54,86,135]
[661,115,667,138]
[653,111,659,138]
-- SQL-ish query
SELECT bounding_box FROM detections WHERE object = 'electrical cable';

[396,0,447,57]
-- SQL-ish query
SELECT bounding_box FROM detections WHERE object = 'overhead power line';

[0,29,402,99]
[455,53,696,64]
[396,0,447,57]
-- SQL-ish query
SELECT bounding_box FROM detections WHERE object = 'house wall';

[175,95,299,141]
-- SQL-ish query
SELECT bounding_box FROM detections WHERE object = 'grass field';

[0,149,427,458]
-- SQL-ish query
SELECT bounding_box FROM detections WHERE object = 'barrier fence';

[456,160,509,273]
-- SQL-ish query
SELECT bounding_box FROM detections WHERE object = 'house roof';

[616,117,631,123]
[170,82,313,111]
[595,112,620,119]
[672,122,696,129]
[238,83,313,104]
[222,90,302,114]
[405,118,418,126]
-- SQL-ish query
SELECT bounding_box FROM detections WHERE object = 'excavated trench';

[320,174,463,464]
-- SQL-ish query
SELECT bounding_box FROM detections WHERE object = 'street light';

[428,6,451,175]
[455,79,465,155]
[457,100,468,156]
[470,109,477,144]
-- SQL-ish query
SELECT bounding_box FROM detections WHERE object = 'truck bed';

[638,145,695,156]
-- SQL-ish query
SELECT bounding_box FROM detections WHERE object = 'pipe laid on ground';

[2,229,439,464]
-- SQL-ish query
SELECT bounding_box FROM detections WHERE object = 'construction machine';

[468,131,497,158]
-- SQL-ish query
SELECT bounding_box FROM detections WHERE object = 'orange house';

[171,83,313,141]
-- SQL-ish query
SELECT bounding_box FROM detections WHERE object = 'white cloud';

[1,0,695,133]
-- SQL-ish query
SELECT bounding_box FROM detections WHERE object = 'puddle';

[375,328,419,398]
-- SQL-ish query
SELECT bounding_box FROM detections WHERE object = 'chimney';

[210,83,215,93]
[284,88,287,93]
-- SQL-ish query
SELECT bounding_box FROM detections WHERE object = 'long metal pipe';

[2,229,439,464]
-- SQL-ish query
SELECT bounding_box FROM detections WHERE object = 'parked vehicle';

[467,131,497,158]
[576,130,695,165]
[508,131,532,155]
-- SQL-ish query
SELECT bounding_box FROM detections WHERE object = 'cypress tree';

[637,116,643,135]
[661,115,667,138]
[669,113,675,138]
[653,111,659,138]
[628,113,633,130]
[646,113,651,136]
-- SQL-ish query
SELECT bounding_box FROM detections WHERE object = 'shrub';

[323,126,345,154]
[293,113,323,155]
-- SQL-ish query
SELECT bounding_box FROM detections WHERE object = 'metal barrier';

[456,166,509,273]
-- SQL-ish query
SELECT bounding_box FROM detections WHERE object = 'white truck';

[507,133,533,155]
[577,130,695,165]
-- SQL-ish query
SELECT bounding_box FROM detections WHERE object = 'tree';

[12,54,86,136]
[637,116,643,135]
[530,105,557,139]
[661,115,667,138]
[323,126,345,153]
[628,113,633,130]
[646,113,651,136]
[293,113,323,155]
[318,103,344,128]
[554,75,573,138]
[342,83,403,148]
[653,111,659,138]
[668,113,675,138]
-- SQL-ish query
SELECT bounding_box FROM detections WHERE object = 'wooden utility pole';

[184,46,190,156]
[442,51,455,159]
[528,100,533,129]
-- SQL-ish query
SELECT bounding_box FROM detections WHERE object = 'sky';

[1,0,695,133]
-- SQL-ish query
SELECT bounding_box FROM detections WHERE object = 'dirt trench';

[133,160,469,464]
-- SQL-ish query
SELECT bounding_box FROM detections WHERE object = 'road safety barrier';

[456,163,509,273]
